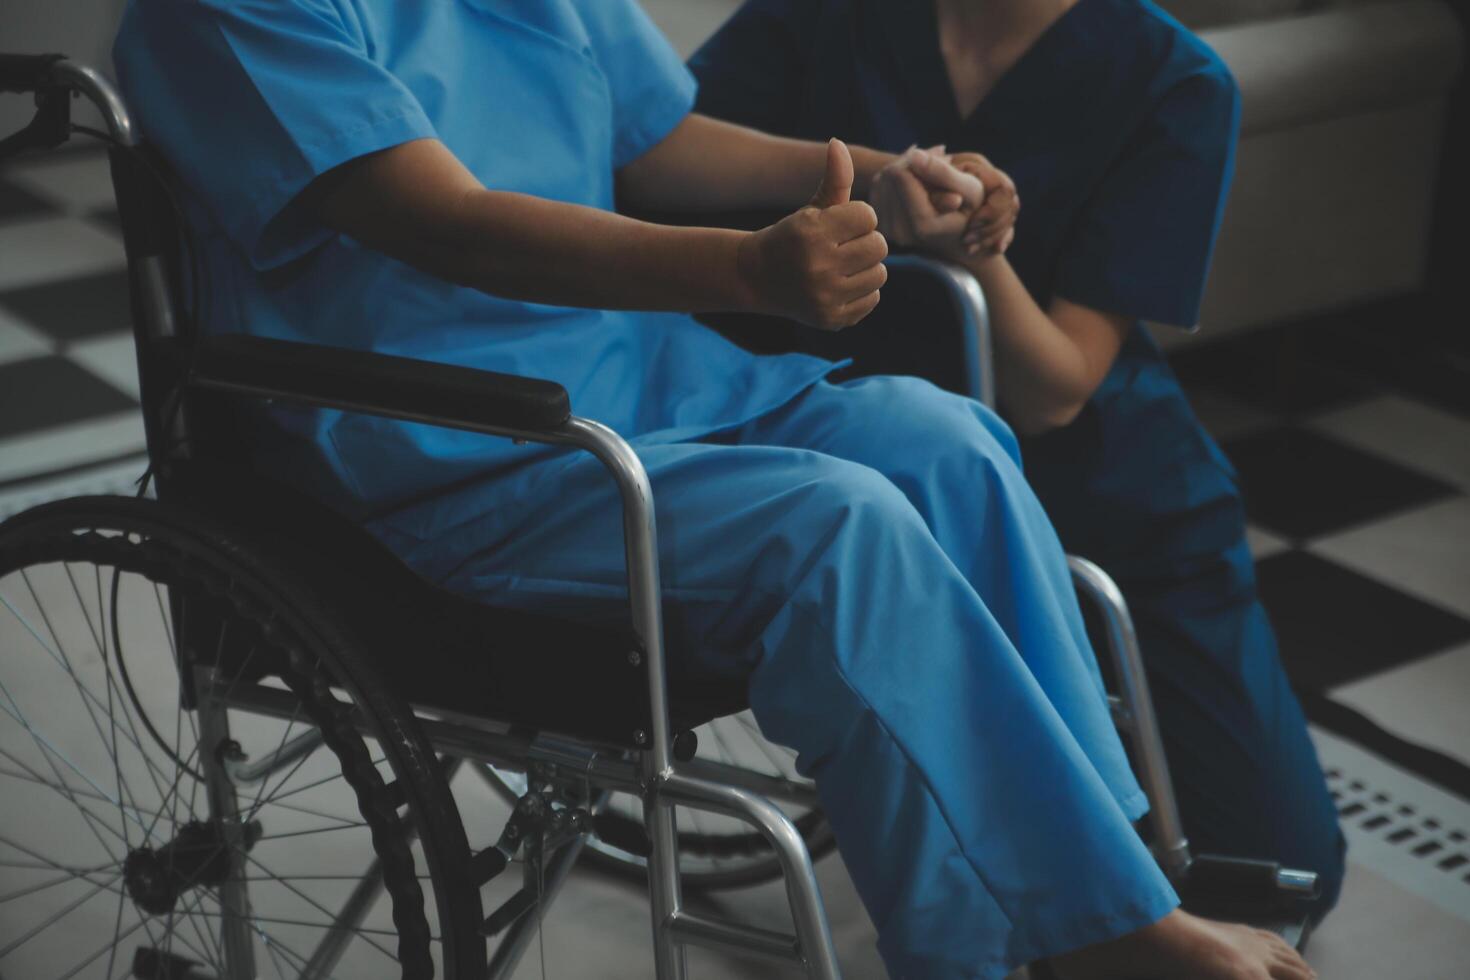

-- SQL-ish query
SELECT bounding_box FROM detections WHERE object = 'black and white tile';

[0,147,144,516]
[3,137,1468,976]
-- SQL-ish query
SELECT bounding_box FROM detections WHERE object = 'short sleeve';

[573,0,698,168]
[689,0,817,135]
[1051,62,1241,328]
[113,0,437,270]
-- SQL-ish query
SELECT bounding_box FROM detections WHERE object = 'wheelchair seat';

[164,459,748,749]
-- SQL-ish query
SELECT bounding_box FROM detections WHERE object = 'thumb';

[808,138,854,208]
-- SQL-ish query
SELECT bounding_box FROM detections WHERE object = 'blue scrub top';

[692,0,1246,567]
[113,0,837,518]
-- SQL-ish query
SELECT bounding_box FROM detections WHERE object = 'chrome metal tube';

[195,668,259,980]
[885,256,995,408]
[661,770,840,979]
[679,756,820,810]
[665,911,801,964]
[485,797,602,980]
[53,61,136,146]
[223,729,324,787]
[1068,556,1192,876]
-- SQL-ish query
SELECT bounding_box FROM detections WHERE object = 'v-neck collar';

[878,0,1103,137]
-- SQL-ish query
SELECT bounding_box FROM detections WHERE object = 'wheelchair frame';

[3,57,1225,980]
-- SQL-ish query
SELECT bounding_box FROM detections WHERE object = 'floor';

[2,8,1469,974]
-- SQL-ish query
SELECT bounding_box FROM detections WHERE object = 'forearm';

[964,255,1123,434]
[404,189,754,313]
[616,113,894,213]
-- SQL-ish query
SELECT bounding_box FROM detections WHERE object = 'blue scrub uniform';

[692,0,1345,912]
[114,2,1182,975]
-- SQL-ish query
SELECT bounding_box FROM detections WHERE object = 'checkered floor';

[3,147,1469,974]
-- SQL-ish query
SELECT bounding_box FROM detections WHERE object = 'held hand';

[944,152,1020,255]
[870,147,983,254]
[738,139,889,331]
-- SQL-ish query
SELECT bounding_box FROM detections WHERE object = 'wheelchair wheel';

[580,710,837,891]
[0,496,485,980]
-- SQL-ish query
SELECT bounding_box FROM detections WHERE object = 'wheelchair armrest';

[883,255,996,409]
[189,334,572,434]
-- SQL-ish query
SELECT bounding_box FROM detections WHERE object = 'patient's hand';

[738,139,890,331]
[873,148,1019,260]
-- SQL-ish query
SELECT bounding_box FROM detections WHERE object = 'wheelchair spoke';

[0,871,125,960]
[0,754,181,829]
[100,880,128,980]
[1,515,475,980]
[8,571,185,834]
[51,899,153,980]
[233,850,405,961]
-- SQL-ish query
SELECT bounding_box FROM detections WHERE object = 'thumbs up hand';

[737,140,889,331]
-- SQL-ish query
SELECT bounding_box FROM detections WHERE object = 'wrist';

[733,228,770,314]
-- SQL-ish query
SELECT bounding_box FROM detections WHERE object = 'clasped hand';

[871,145,1019,261]
[738,139,1018,331]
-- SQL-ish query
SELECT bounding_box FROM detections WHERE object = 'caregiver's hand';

[737,139,889,331]
[944,151,1020,255]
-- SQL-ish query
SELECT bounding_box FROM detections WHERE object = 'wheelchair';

[0,56,1317,980]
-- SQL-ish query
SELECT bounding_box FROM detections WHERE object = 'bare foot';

[1048,909,1316,980]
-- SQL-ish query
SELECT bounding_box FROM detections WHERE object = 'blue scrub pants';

[374,376,1178,979]
[1019,334,1347,917]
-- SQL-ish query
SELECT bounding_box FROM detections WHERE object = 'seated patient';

[115,0,1313,977]
[692,0,1346,917]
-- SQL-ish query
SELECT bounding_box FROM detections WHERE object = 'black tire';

[0,496,485,979]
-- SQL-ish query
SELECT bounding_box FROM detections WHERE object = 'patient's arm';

[305,136,887,330]
[616,113,983,215]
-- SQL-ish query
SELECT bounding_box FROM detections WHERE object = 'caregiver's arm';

[306,137,886,330]
[967,256,1130,434]
[886,166,1128,434]
[616,113,979,213]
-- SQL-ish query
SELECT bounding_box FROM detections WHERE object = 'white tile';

[1246,523,1290,560]
[1311,728,1470,926]
[1310,497,1470,619]
[1331,644,1470,767]
[1306,861,1470,979]
[1311,395,1470,491]
[5,152,118,213]
[1185,386,1277,441]
[0,306,52,365]
[0,454,148,521]
[0,216,125,290]
[0,410,146,485]
[66,331,139,399]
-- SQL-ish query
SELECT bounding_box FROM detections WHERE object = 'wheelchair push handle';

[0,52,65,94]
[0,53,73,163]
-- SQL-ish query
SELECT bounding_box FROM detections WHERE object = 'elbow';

[1009,396,1087,437]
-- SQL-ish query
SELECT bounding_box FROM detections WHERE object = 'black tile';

[1222,426,1457,539]
[0,179,55,221]
[0,270,131,344]
[1172,326,1377,418]
[0,356,136,439]
[1256,550,1470,691]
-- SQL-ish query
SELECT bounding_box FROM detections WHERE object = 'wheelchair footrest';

[1175,854,1320,950]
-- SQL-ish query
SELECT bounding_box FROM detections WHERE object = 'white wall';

[0,0,127,136]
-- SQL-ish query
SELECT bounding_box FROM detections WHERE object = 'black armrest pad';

[190,334,571,433]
